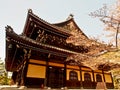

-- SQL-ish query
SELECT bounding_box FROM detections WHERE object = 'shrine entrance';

[47,66,65,88]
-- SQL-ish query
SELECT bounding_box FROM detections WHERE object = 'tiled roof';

[6,26,78,55]
[23,9,71,36]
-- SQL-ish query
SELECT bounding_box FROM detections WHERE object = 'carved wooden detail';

[33,27,87,53]
[36,29,45,43]
[62,22,75,31]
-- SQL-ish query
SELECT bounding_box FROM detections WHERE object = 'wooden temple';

[5,9,114,89]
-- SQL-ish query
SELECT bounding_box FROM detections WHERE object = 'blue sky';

[0,0,116,60]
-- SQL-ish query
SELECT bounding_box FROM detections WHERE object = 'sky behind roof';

[0,0,116,60]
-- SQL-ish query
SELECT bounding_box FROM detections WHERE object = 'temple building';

[5,9,114,89]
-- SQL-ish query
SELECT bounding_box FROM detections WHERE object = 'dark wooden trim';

[44,56,49,87]
[12,71,18,83]
[92,70,95,82]
[110,72,114,87]
[102,70,106,82]
[64,62,67,87]
[93,72,103,74]
[28,62,46,66]
[79,66,83,88]
[66,80,81,89]
[29,23,36,38]
[66,68,79,71]
[10,47,18,71]
[24,57,30,86]
[23,16,31,35]
[92,70,96,89]
[25,77,44,88]
[81,70,92,72]
[20,63,26,86]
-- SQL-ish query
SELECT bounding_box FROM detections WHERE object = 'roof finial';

[67,13,74,20]
[28,9,33,13]
[5,25,13,32]
[69,14,74,17]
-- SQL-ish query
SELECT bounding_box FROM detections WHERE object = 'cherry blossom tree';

[66,0,120,71]
[89,0,120,48]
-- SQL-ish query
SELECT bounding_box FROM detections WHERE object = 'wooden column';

[44,55,49,88]
[102,70,106,82]
[79,66,83,89]
[23,59,29,86]
[23,49,31,86]
[110,72,114,88]
[92,70,95,89]
[20,63,26,86]
[64,62,67,87]
[92,70,95,82]
[11,71,18,84]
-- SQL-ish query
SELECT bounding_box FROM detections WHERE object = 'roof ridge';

[52,14,73,25]
[28,9,71,35]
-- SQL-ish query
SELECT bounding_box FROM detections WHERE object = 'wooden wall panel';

[27,64,46,78]
[104,74,112,83]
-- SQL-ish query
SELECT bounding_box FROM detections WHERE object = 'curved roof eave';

[23,9,71,36]
[6,27,78,55]
[53,14,88,39]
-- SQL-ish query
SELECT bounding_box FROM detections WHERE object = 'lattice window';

[96,74,102,82]
[84,73,91,81]
[69,71,78,80]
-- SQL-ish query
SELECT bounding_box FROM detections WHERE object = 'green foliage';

[0,72,11,85]
[0,58,11,85]
[112,70,120,89]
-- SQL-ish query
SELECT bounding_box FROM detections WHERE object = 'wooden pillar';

[24,60,29,86]
[79,66,83,89]
[11,71,18,84]
[92,70,95,82]
[92,70,95,89]
[102,70,106,82]
[110,72,114,88]
[23,49,31,86]
[20,64,26,86]
[64,62,67,87]
[44,55,49,88]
